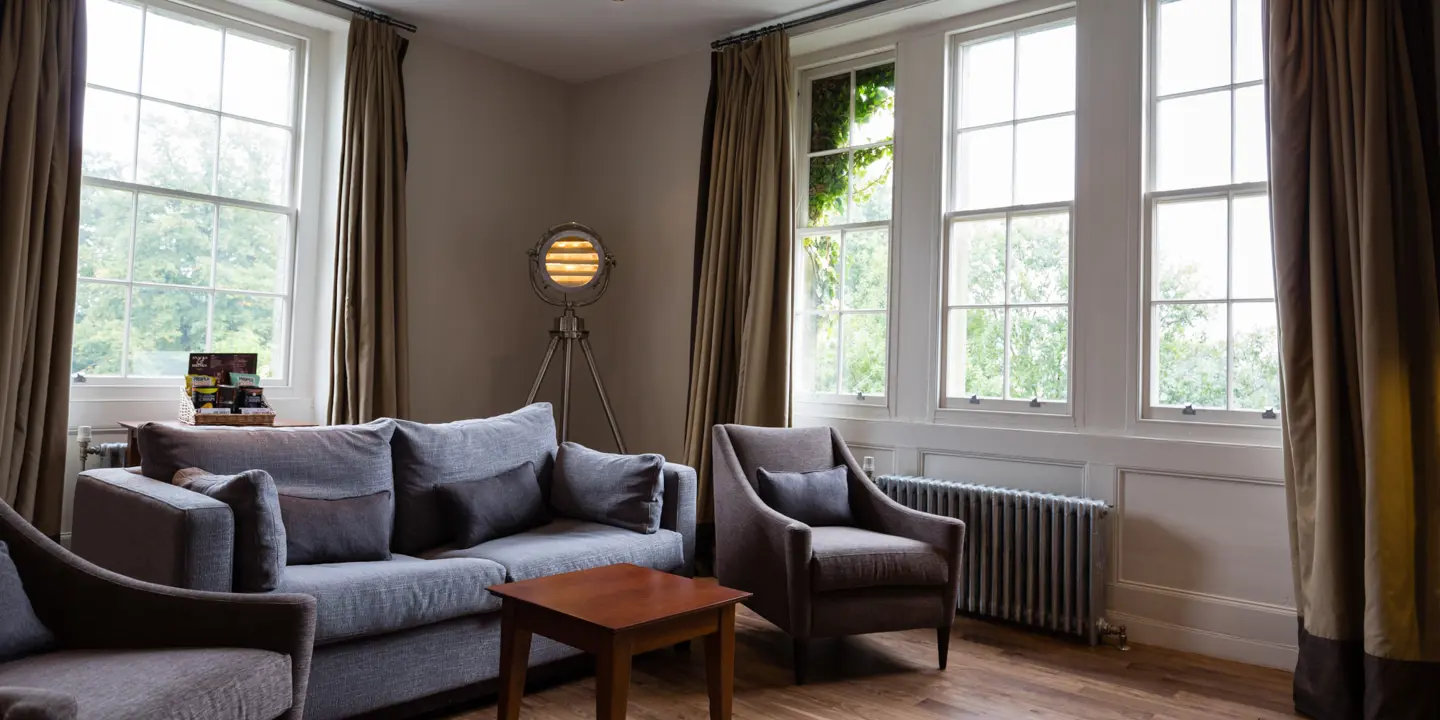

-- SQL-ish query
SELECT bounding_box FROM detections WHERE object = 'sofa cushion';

[427,518,683,581]
[275,555,504,645]
[0,647,291,720]
[552,443,663,534]
[0,541,53,663]
[175,469,286,591]
[278,491,392,566]
[390,404,557,555]
[809,526,949,592]
[756,465,853,527]
[438,462,549,548]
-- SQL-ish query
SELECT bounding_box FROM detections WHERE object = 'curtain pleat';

[683,33,793,524]
[0,0,84,535]
[1268,1,1440,717]
[328,17,410,425]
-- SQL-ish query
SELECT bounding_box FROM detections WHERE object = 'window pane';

[82,89,137,181]
[948,217,1006,305]
[1232,301,1279,411]
[1016,22,1075,119]
[86,0,143,92]
[78,186,134,280]
[1009,307,1068,401]
[218,118,291,205]
[955,125,1013,210]
[1156,91,1231,190]
[808,153,848,227]
[960,35,1014,128]
[1231,195,1274,299]
[853,63,895,145]
[1009,213,1069,304]
[841,313,886,396]
[222,33,295,125]
[1154,302,1227,408]
[948,308,1003,398]
[1014,115,1074,204]
[1157,0,1230,95]
[142,9,222,109]
[1234,85,1268,183]
[1155,198,1227,300]
[1235,0,1265,83]
[136,100,218,194]
[71,282,127,376]
[850,145,893,222]
[127,286,209,376]
[843,229,888,310]
[797,235,839,312]
[217,207,287,293]
[133,194,214,287]
[214,293,283,377]
[795,313,839,394]
[809,73,850,153]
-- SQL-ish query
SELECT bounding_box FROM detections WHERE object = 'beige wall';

[403,37,572,423]
[550,51,711,459]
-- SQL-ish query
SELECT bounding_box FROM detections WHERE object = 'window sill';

[793,398,892,422]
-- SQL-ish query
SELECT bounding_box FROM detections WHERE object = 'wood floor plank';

[441,608,1297,720]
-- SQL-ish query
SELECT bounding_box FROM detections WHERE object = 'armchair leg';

[792,638,808,685]
[937,626,951,670]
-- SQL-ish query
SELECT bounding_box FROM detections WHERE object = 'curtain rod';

[711,0,894,50]
[313,0,418,33]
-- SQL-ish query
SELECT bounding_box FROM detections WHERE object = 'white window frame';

[938,10,1077,418]
[1140,0,1279,427]
[791,51,899,412]
[71,0,323,400]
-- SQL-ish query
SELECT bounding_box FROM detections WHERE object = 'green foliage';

[1153,264,1280,411]
[806,64,895,226]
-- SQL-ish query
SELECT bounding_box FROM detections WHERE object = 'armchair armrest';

[712,426,813,636]
[72,468,234,592]
[0,687,77,720]
[660,462,698,576]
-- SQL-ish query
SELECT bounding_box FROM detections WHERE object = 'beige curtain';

[1268,1,1440,717]
[0,0,84,535]
[683,32,793,526]
[328,17,410,425]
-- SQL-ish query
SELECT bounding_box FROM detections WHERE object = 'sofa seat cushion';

[276,555,505,645]
[809,526,948,592]
[0,647,290,720]
[426,518,684,581]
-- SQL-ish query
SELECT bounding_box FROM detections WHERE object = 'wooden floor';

[442,607,1299,720]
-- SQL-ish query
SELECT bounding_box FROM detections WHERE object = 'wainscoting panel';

[846,443,897,476]
[921,451,1086,497]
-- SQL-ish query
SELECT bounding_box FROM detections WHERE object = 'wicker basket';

[179,391,276,426]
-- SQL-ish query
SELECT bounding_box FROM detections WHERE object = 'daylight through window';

[73,0,301,380]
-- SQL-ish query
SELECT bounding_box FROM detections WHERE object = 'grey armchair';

[0,499,315,720]
[712,424,965,684]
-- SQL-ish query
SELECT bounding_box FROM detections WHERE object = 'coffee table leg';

[595,637,632,720]
[497,604,531,720]
[704,605,736,720]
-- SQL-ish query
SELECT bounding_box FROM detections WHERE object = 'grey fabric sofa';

[711,424,965,684]
[0,498,316,720]
[70,404,697,720]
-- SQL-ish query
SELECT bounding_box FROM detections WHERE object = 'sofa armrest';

[660,462,697,576]
[0,687,77,720]
[72,468,235,592]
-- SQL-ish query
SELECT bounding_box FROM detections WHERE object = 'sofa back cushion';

[390,403,557,554]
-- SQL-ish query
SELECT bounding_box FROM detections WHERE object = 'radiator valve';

[1097,618,1129,651]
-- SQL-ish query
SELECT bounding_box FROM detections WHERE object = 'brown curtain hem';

[1295,619,1440,720]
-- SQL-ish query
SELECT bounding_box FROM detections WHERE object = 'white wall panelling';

[920,452,1086,497]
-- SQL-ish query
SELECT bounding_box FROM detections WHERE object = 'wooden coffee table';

[488,563,751,720]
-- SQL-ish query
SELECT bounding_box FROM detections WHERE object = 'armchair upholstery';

[0,499,315,720]
[712,424,965,683]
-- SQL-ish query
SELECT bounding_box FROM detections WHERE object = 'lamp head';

[529,222,615,308]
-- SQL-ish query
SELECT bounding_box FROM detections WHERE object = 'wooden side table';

[488,563,750,720]
[117,419,317,467]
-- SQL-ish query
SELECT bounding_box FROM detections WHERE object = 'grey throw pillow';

[175,469,287,592]
[756,466,853,527]
[0,541,54,663]
[552,442,663,534]
[437,462,549,547]
[279,491,393,565]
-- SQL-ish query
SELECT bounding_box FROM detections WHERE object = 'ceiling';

[362,0,838,83]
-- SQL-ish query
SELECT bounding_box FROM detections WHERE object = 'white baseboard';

[1108,611,1297,670]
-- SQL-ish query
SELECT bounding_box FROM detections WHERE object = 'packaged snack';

[192,387,220,409]
[217,385,239,408]
[240,386,266,408]
[230,372,262,388]
[186,374,216,392]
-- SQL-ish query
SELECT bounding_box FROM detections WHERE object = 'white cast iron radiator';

[875,474,1124,647]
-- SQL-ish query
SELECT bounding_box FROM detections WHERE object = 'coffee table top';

[487,564,750,632]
